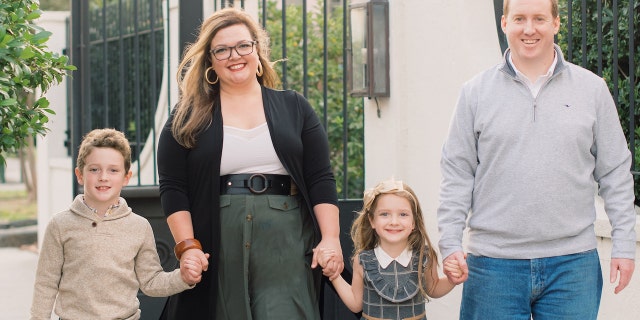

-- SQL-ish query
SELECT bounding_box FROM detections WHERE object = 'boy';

[30,128,207,320]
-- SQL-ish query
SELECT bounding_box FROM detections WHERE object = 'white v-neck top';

[220,123,287,175]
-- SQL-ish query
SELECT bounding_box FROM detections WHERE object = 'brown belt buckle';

[247,173,268,194]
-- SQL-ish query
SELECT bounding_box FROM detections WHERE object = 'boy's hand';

[180,253,210,285]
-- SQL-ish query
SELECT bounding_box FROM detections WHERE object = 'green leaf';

[19,45,34,59]
[1,34,13,45]
[0,98,17,106]
[25,12,41,21]
[35,97,49,108]
[32,30,51,44]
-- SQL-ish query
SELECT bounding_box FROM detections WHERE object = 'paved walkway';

[0,247,39,320]
[1,159,45,319]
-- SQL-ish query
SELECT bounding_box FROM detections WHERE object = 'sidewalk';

[0,157,38,248]
[0,159,34,318]
[0,159,54,319]
[0,246,38,320]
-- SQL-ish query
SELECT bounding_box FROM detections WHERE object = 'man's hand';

[443,251,468,285]
[610,258,634,294]
[444,257,464,279]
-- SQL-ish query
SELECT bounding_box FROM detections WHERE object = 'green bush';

[0,0,75,164]
[558,0,640,203]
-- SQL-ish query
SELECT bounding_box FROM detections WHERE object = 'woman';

[157,7,344,320]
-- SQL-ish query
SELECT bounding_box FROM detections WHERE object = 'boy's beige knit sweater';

[30,195,192,320]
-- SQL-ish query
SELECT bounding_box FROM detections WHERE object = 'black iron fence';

[493,0,640,203]
[559,0,640,203]
[71,0,364,199]
[89,0,163,172]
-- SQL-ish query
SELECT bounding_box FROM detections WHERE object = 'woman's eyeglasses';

[210,40,257,60]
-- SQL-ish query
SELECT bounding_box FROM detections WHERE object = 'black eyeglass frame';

[209,40,257,61]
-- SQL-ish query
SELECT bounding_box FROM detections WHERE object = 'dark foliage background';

[558,0,640,204]
[264,1,365,199]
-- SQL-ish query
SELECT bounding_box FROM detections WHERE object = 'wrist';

[320,235,341,243]
[174,238,202,260]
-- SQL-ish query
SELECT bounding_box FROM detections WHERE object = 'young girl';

[317,178,461,319]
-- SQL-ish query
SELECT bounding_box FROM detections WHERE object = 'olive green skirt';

[215,194,319,320]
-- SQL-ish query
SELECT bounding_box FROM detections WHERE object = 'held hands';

[443,251,469,285]
[443,257,465,279]
[179,248,210,285]
[312,238,344,281]
[313,247,343,281]
[313,247,336,269]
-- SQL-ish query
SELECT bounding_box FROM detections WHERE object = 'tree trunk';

[21,92,38,203]
[25,136,37,202]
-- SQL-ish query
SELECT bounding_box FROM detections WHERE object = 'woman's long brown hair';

[171,8,280,148]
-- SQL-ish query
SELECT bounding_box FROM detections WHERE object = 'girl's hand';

[443,251,468,285]
[443,259,464,279]
[312,238,344,281]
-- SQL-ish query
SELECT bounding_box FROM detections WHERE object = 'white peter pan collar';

[374,246,412,268]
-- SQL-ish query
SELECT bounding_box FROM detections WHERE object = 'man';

[437,0,636,319]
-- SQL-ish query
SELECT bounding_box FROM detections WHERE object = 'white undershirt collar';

[509,51,557,97]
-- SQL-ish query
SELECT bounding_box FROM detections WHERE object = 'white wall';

[364,1,502,318]
[594,199,640,319]
[35,11,73,250]
[362,1,640,319]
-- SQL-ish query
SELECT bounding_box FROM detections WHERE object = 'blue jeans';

[460,249,602,320]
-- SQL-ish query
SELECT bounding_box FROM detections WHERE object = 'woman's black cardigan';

[157,86,338,319]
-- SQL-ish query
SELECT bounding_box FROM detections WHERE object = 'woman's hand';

[311,203,343,280]
[312,238,344,280]
[313,247,336,269]
[180,255,203,285]
[179,249,210,285]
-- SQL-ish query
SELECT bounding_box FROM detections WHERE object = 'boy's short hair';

[76,128,132,173]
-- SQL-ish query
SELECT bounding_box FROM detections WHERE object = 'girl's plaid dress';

[359,249,427,320]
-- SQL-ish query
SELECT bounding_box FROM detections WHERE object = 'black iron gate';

[493,0,640,201]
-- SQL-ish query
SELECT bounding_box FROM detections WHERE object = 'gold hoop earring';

[256,63,263,77]
[205,66,219,85]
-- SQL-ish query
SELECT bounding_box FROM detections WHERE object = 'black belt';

[220,174,297,195]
